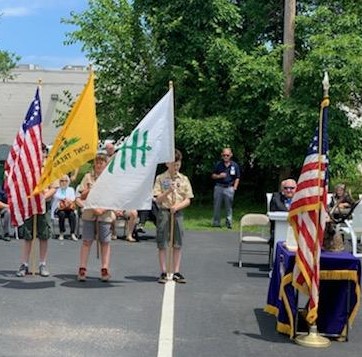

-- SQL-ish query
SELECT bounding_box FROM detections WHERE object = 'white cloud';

[0,0,86,17]
[0,7,32,17]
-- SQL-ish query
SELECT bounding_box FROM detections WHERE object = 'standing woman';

[51,174,77,241]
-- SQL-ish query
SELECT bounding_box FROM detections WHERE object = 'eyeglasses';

[222,154,231,157]
[283,186,296,190]
[60,179,67,182]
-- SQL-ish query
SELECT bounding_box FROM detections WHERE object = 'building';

[0,65,89,184]
[0,65,89,146]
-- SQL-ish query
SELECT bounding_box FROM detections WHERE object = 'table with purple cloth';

[264,242,361,339]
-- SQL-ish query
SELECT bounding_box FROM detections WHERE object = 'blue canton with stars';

[22,88,42,132]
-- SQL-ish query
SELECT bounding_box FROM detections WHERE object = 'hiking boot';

[101,268,111,282]
[158,272,168,284]
[173,272,186,284]
[78,267,87,282]
[39,264,50,277]
[16,264,29,277]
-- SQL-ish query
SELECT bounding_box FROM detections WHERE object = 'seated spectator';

[51,175,77,241]
[0,184,15,241]
[329,183,354,220]
[269,178,297,245]
[105,142,116,161]
[115,210,138,242]
[270,178,297,212]
[137,200,158,233]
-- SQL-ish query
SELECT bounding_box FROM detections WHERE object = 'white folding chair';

[238,213,272,268]
[114,215,128,238]
[340,201,362,258]
[266,193,273,212]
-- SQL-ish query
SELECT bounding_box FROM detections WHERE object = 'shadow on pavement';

[0,270,56,289]
[227,260,270,274]
[53,274,127,289]
[235,308,290,344]
[124,275,159,282]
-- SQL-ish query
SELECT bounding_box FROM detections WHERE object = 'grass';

[178,200,265,231]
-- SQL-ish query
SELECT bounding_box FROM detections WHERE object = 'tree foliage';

[0,50,20,82]
[63,0,362,195]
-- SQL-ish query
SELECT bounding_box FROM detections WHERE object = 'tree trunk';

[283,0,296,97]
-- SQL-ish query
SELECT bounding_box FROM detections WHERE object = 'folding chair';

[114,215,128,238]
[238,213,272,268]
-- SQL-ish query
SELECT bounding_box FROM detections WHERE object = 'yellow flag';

[33,72,98,193]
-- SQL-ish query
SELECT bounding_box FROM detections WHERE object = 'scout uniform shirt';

[153,170,194,209]
[78,171,115,222]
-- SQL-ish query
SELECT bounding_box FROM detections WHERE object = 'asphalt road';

[0,230,361,357]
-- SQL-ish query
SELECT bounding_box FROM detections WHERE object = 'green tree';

[64,0,362,197]
[63,0,159,137]
[257,2,362,181]
[0,50,20,82]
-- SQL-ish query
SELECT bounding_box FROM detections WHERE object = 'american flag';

[288,96,329,325]
[5,88,45,227]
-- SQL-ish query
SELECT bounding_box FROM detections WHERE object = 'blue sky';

[0,0,88,69]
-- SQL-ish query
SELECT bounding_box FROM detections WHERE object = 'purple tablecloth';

[265,242,361,338]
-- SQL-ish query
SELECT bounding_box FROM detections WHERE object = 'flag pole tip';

[322,72,330,96]
[169,81,173,89]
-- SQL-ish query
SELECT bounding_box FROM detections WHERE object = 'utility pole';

[283,0,296,97]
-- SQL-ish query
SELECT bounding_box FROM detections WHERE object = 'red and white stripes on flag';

[288,96,329,325]
[5,87,45,227]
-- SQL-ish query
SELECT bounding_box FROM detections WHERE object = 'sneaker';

[71,233,78,241]
[126,235,137,242]
[58,233,64,241]
[101,268,111,282]
[137,224,146,234]
[3,234,11,242]
[39,264,50,277]
[78,267,87,282]
[158,272,168,284]
[16,264,29,277]
[173,272,186,284]
[111,234,118,240]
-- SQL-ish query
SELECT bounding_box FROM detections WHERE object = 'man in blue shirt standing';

[211,148,240,229]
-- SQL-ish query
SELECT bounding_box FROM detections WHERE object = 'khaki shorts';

[18,214,50,240]
[156,210,184,249]
[82,220,112,243]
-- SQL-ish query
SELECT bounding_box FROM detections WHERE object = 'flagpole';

[31,215,38,275]
[167,81,175,280]
[295,72,331,348]
[30,79,42,276]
